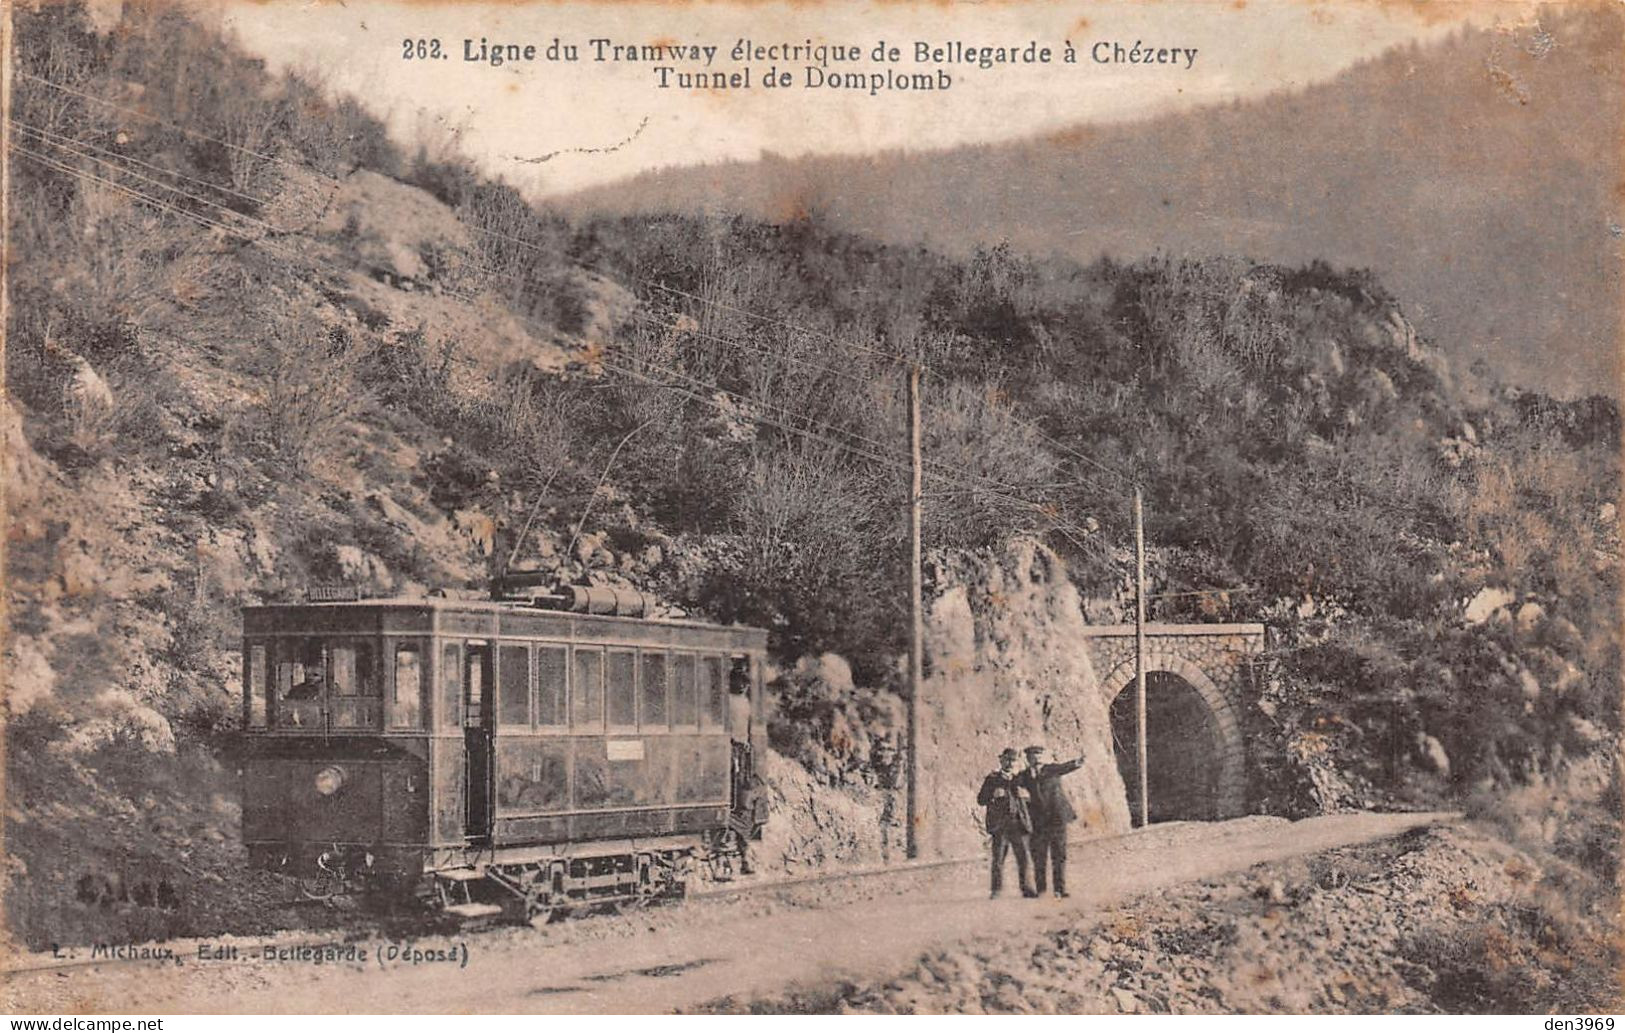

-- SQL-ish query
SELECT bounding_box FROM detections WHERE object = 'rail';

[0,812,1461,982]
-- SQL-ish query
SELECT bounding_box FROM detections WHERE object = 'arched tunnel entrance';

[1109,670,1227,824]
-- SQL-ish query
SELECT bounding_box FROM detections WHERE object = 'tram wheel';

[522,867,571,927]
[298,872,345,903]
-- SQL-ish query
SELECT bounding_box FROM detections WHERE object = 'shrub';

[244,320,369,468]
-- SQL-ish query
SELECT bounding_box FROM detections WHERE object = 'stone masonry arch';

[1081,623,1266,820]
[1100,655,1246,819]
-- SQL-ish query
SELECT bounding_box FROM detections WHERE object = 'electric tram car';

[238,579,768,921]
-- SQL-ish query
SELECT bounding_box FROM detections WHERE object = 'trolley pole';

[906,364,924,859]
[1134,487,1149,828]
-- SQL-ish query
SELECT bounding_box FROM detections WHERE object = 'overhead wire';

[597,353,1103,546]
[638,279,922,371]
[15,115,612,343]
[13,122,293,240]
[625,310,877,387]
[1149,587,1257,601]
[12,143,305,262]
[17,164,1104,566]
[612,274,1134,498]
[14,117,279,210]
[621,307,1120,505]
[17,70,1144,556]
[17,71,1139,492]
[14,114,571,312]
[19,69,287,167]
[617,346,1078,502]
[17,158,1109,565]
[13,128,1063,525]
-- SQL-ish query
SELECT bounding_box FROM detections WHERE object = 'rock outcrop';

[918,539,1134,859]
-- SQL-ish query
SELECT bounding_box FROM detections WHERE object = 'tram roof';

[243,595,768,641]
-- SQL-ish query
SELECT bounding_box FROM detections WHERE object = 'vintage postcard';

[2,0,1620,1017]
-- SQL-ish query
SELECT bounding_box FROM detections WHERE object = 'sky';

[209,0,1514,199]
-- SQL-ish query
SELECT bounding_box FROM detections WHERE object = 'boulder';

[333,544,389,586]
[573,531,605,566]
[1514,601,1546,632]
[1567,715,1606,746]
[1379,307,1428,362]
[1463,586,1514,625]
[367,491,418,530]
[452,508,496,557]
[1517,668,1541,701]
[63,355,115,417]
[1414,734,1450,776]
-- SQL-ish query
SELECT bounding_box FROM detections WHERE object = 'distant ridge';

[558,8,1623,399]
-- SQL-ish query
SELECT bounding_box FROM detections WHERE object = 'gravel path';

[3,811,1457,1014]
[710,819,1613,1014]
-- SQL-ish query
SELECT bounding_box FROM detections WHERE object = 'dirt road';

[5,811,1458,1014]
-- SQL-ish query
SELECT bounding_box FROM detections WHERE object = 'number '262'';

[403,39,443,59]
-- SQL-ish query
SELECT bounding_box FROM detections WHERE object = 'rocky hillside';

[5,0,1619,981]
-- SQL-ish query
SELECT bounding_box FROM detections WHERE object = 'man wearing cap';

[976,748,1037,898]
[1020,744,1086,897]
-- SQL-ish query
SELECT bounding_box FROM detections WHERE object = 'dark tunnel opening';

[1110,670,1224,825]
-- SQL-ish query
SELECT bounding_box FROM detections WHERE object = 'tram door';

[463,643,493,842]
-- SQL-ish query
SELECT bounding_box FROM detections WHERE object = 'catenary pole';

[1134,487,1149,828]
[906,364,924,859]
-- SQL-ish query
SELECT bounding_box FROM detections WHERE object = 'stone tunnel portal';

[1084,624,1262,824]
[1109,671,1225,824]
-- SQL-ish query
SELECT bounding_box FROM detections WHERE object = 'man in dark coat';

[977,747,1037,898]
[1020,744,1086,897]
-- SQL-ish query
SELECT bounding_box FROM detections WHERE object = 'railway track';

[1,848,978,982]
[0,832,1078,982]
[1,813,1457,985]
[4,812,1466,1015]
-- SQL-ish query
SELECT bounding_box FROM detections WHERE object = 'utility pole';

[906,364,924,859]
[1133,487,1149,828]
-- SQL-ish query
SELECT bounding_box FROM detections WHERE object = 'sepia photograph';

[1,0,1620,1017]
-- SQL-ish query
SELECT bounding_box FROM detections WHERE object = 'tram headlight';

[314,766,346,797]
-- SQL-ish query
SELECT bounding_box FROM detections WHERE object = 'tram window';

[391,645,423,728]
[640,653,669,730]
[246,644,268,728]
[328,643,377,697]
[572,648,604,731]
[537,647,568,728]
[699,656,726,728]
[327,642,379,729]
[728,656,753,738]
[607,651,636,728]
[277,639,326,701]
[498,645,531,728]
[671,653,697,728]
[729,655,752,697]
[466,650,485,718]
[441,643,462,728]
